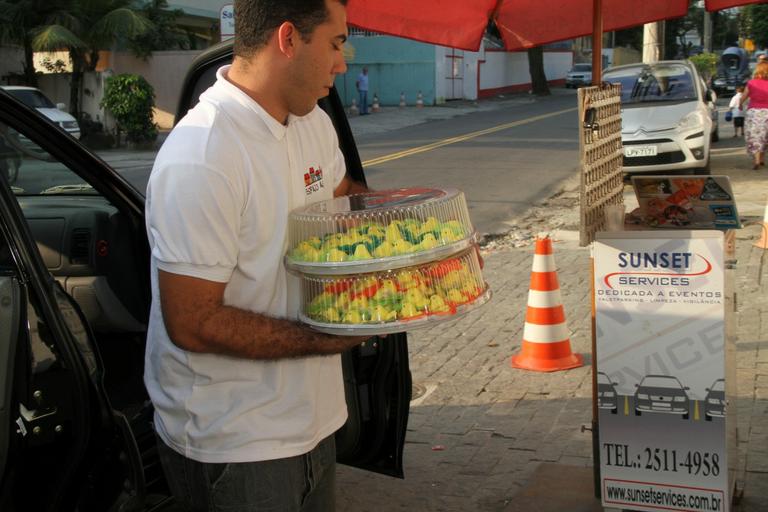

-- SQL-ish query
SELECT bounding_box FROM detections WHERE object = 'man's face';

[286,0,348,116]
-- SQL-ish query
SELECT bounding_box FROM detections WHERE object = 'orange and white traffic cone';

[754,199,768,250]
[511,236,583,372]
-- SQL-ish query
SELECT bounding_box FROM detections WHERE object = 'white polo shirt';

[144,65,347,463]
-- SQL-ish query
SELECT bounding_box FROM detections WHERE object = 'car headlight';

[677,111,704,132]
[713,79,726,86]
[60,121,79,130]
[637,393,649,400]
[674,396,687,402]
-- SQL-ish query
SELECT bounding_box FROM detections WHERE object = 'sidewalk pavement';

[336,104,768,511]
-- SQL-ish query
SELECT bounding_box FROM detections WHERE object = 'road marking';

[362,107,578,167]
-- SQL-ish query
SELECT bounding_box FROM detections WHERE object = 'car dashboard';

[18,195,147,333]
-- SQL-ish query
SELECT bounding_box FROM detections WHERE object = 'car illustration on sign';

[704,378,726,421]
[634,375,690,420]
[597,372,619,414]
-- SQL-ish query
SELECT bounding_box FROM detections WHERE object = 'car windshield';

[640,376,682,389]
[604,64,697,105]
[710,380,725,392]
[6,89,56,109]
[572,64,591,72]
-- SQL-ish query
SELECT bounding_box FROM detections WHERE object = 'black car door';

[0,91,168,512]
[177,41,411,477]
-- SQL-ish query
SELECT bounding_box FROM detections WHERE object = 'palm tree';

[21,0,151,118]
[0,0,63,86]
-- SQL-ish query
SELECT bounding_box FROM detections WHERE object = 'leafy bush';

[101,74,158,144]
[689,53,718,81]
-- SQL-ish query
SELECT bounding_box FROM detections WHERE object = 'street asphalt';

[334,89,768,512]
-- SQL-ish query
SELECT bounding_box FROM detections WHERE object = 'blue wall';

[335,36,436,107]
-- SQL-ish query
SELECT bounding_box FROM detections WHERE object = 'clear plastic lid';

[298,247,490,335]
[286,188,474,275]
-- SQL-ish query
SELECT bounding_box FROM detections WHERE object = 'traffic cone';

[416,90,424,108]
[349,98,359,116]
[754,198,768,249]
[399,92,406,108]
[372,93,380,113]
[511,236,583,372]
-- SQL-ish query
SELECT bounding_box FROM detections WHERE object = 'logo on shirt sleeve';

[304,166,325,195]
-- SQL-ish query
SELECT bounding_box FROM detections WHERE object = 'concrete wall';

[110,50,204,128]
[476,49,572,98]
[0,46,26,83]
[612,46,642,67]
[335,36,436,107]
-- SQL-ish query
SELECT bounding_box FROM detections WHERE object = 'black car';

[711,46,751,97]
[596,371,618,414]
[634,375,690,420]
[0,40,411,512]
[704,378,726,421]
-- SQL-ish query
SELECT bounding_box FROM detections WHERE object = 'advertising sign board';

[595,231,727,512]
[220,4,234,41]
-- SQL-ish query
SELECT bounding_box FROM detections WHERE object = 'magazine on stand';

[630,175,741,229]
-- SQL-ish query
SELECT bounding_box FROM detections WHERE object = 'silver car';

[565,63,592,88]
[603,61,718,175]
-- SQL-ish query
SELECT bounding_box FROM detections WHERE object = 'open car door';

[0,90,170,511]
[177,41,412,477]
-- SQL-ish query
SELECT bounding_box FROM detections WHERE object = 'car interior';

[0,118,166,501]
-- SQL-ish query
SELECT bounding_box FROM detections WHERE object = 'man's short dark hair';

[234,0,347,58]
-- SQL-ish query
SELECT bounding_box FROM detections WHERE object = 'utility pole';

[642,21,665,63]
[703,10,713,53]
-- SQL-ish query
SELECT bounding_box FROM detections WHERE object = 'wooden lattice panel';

[578,84,624,246]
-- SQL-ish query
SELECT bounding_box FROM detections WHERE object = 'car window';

[5,89,55,109]
[573,64,591,72]
[640,376,681,388]
[604,64,697,104]
[0,121,92,196]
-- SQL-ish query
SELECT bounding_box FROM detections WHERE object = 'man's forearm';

[174,303,364,359]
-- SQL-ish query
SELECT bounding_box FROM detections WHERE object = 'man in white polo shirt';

[144,0,368,510]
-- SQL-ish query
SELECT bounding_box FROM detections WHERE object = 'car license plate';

[624,145,658,158]
[727,86,735,90]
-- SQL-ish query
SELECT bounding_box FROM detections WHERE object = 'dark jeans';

[156,434,337,512]
[358,90,368,114]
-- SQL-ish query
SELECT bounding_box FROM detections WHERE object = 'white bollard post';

[349,97,359,116]
[399,92,406,108]
[372,93,380,113]
[416,90,424,108]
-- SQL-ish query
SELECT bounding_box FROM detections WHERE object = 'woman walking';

[740,61,768,169]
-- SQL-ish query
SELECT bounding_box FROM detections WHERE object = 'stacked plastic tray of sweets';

[286,188,491,335]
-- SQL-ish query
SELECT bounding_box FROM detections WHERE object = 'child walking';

[729,86,745,137]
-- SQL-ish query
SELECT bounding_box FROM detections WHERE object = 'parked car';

[0,40,411,511]
[597,372,619,414]
[704,378,726,421]
[603,60,718,176]
[0,85,81,139]
[634,375,690,419]
[565,63,593,88]
[711,46,751,96]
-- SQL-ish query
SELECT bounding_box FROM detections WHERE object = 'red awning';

[347,0,765,52]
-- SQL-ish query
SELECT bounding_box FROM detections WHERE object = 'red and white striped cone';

[511,236,583,372]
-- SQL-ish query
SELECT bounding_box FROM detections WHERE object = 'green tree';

[128,0,188,59]
[101,73,157,144]
[0,0,63,86]
[27,0,152,119]
[689,52,718,81]
[741,4,768,50]
[664,0,703,59]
